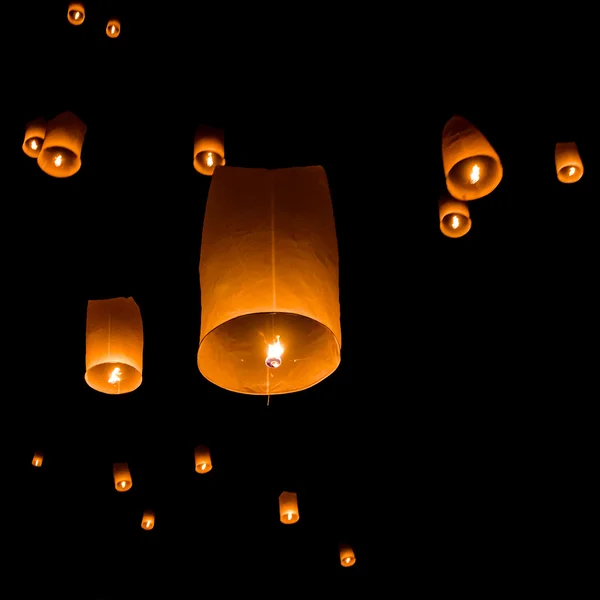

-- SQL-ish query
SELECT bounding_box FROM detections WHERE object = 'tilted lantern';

[194,444,213,474]
[37,111,86,178]
[67,3,85,25]
[22,118,46,158]
[439,196,471,238]
[32,451,44,467]
[106,19,121,38]
[555,142,584,183]
[442,115,503,201]
[141,509,155,530]
[339,543,356,567]
[279,491,299,524]
[84,297,143,395]
[193,125,225,176]
[113,462,132,491]
[198,166,341,395]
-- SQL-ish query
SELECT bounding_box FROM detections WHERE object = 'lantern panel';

[194,444,213,473]
[439,197,472,238]
[279,491,299,524]
[37,111,86,178]
[193,125,225,175]
[141,510,155,530]
[32,451,44,467]
[85,297,143,395]
[22,118,46,158]
[106,19,121,38]
[113,462,132,492]
[339,544,356,567]
[67,3,85,25]
[555,142,584,183]
[198,166,341,395]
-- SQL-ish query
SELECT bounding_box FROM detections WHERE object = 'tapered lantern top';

[439,197,471,239]
[555,142,584,183]
[106,19,121,38]
[198,166,341,395]
[37,111,86,178]
[442,115,503,201]
[22,118,46,158]
[67,3,85,25]
[193,125,225,176]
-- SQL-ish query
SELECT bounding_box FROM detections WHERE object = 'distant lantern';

[193,125,225,176]
[22,118,46,158]
[439,196,472,238]
[84,297,143,395]
[279,491,299,524]
[106,19,121,38]
[555,142,584,183]
[113,462,132,492]
[67,3,85,25]
[198,166,341,395]
[194,444,213,474]
[32,451,44,467]
[442,115,503,201]
[141,509,155,530]
[339,543,356,567]
[37,111,86,178]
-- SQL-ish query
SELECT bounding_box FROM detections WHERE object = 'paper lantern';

[555,142,584,183]
[32,451,44,467]
[279,491,299,524]
[37,111,86,178]
[106,19,121,38]
[439,197,472,238]
[339,543,356,567]
[67,3,85,25]
[141,509,155,530]
[113,462,132,492]
[442,115,503,201]
[198,166,341,395]
[22,118,46,158]
[84,297,143,395]
[193,125,225,175]
[194,444,213,474]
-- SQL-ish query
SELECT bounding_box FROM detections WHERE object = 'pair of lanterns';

[67,3,121,37]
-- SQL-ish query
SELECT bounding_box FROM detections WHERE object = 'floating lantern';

[84,297,143,395]
[555,142,584,183]
[113,462,132,492]
[22,118,46,158]
[37,111,86,178]
[339,543,356,567]
[194,444,213,474]
[32,451,44,467]
[106,19,121,38]
[442,115,503,201]
[141,509,155,530]
[193,125,225,175]
[279,491,299,524]
[67,3,85,25]
[198,166,341,395]
[439,196,472,238]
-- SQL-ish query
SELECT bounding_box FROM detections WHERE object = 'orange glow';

[106,19,121,38]
[555,142,584,183]
[37,111,86,178]
[278,491,299,524]
[22,118,46,158]
[32,451,44,467]
[113,463,132,492]
[193,125,225,175]
[439,197,472,239]
[141,510,155,530]
[339,544,356,567]
[67,3,85,25]
[194,445,213,474]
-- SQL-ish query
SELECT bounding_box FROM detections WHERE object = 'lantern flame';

[470,164,480,184]
[31,140,38,150]
[266,335,284,368]
[568,166,576,176]
[146,520,151,528]
[54,154,63,167]
[120,481,126,488]
[206,152,214,167]
[74,11,80,19]
[108,367,122,384]
[287,512,292,520]
[201,463,206,471]
[451,215,460,229]
[35,459,39,466]
[110,25,115,34]
[345,557,350,563]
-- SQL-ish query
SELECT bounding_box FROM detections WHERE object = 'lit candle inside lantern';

[287,512,292,520]
[120,480,126,488]
[54,154,63,167]
[146,520,151,528]
[110,25,115,34]
[206,152,213,167]
[469,163,480,184]
[31,140,38,150]
[74,11,80,19]
[108,366,122,394]
[200,463,206,471]
[265,335,284,368]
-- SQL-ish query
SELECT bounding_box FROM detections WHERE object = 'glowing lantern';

[279,491,299,524]
[339,543,356,567]
[113,462,132,492]
[193,125,225,175]
[22,118,46,158]
[442,115,503,201]
[32,451,44,467]
[198,166,341,395]
[194,444,213,474]
[141,509,155,530]
[555,142,584,183]
[439,196,471,238]
[37,111,86,178]
[106,19,121,38]
[67,3,85,25]
[84,297,143,395]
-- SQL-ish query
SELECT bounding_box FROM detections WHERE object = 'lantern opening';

[447,154,500,199]
[106,20,121,38]
[195,150,224,174]
[38,146,78,175]
[559,165,580,179]
[27,138,42,152]
[85,361,141,395]
[67,3,85,25]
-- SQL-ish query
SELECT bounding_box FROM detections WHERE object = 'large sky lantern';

[278,491,300,524]
[37,111,86,178]
[84,297,144,395]
[106,19,121,38]
[439,196,472,239]
[442,115,503,201]
[198,166,341,396]
[193,125,225,176]
[113,462,132,492]
[22,118,46,158]
[555,142,584,183]
[339,543,356,567]
[194,445,213,474]
[67,3,85,25]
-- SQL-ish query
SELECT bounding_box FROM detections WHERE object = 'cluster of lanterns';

[67,2,121,38]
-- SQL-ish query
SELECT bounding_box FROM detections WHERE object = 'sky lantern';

[439,196,472,238]
[278,491,299,524]
[194,445,213,474]
[67,3,85,25]
[37,111,86,178]
[555,142,584,183]
[193,125,225,175]
[84,297,143,395]
[22,118,46,158]
[106,19,121,38]
[339,543,356,567]
[113,462,132,492]
[141,509,155,530]
[198,166,341,396]
[442,115,503,201]
[32,451,44,467]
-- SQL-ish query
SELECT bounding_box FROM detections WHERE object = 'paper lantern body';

[442,115,502,201]
[106,19,121,38]
[279,491,299,524]
[198,166,341,395]
[37,111,86,178]
[113,462,132,492]
[22,118,46,158]
[141,510,155,530]
[67,3,85,25]
[193,125,225,175]
[32,451,44,467]
[555,142,584,183]
[194,444,213,473]
[85,297,143,395]
[340,544,356,567]
[439,197,472,238]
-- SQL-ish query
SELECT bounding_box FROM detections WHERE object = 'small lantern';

[439,196,472,238]
[194,444,213,474]
[555,142,584,183]
[32,451,44,467]
[141,509,155,530]
[37,111,86,178]
[67,3,85,25]
[442,115,503,201]
[113,462,132,492]
[84,297,143,395]
[279,491,299,524]
[339,543,356,567]
[22,118,46,158]
[193,125,225,176]
[106,19,121,38]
